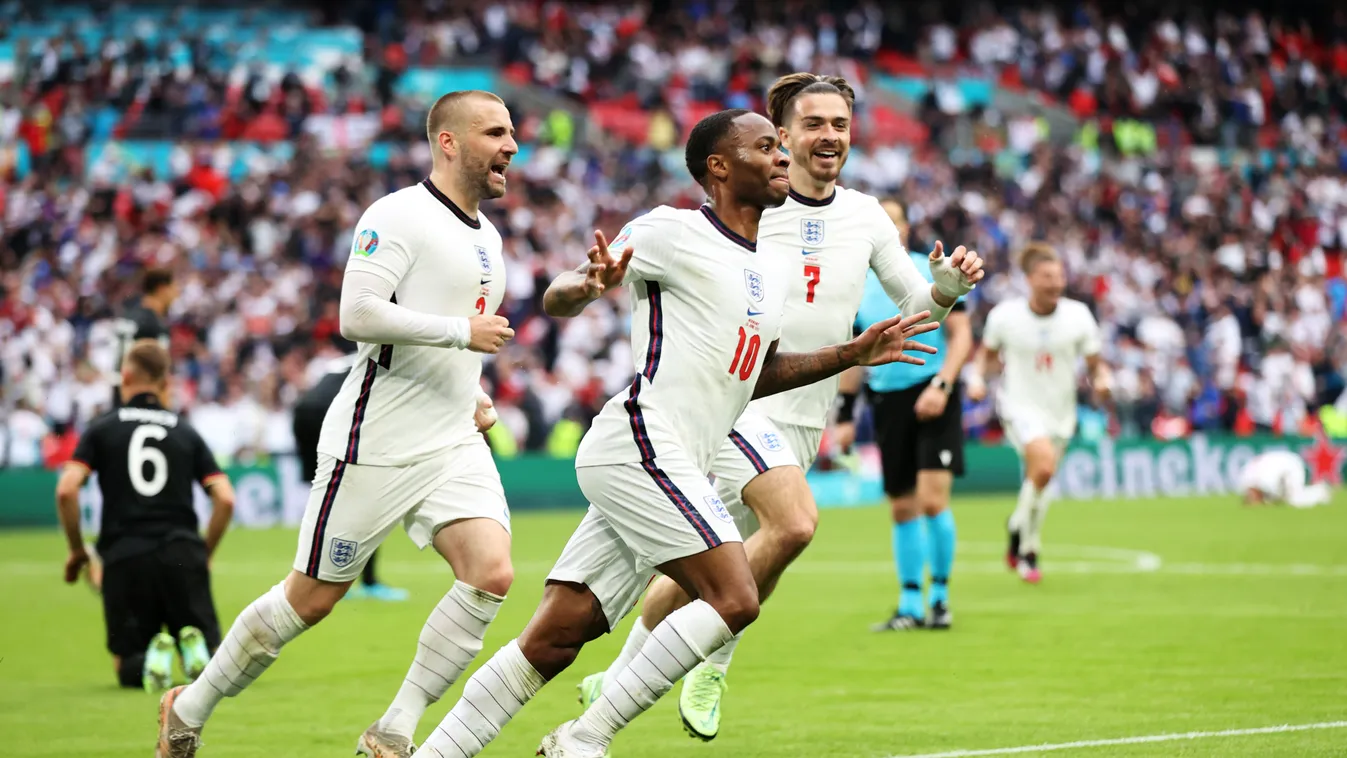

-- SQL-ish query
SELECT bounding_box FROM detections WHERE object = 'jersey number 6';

[804,264,820,303]
[728,326,762,381]
[475,297,487,315]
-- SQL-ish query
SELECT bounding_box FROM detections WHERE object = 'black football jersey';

[73,392,223,563]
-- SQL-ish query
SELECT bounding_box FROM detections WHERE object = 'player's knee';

[1027,466,1054,490]
[283,574,344,625]
[704,585,760,633]
[466,558,514,597]
[889,493,920,523]
[773,506,817,555]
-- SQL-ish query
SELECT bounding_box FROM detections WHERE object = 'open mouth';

[813,149,840,161]
[490,162,509,179]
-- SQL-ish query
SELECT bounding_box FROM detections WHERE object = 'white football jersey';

[317,180,505,466]
[749,187,933,429]
[576,205,791,474]
[982,296,1101,439]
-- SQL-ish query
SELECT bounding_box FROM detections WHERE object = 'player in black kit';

[291,356,409,601]
[57,340,236,692]
[111,267,178,407]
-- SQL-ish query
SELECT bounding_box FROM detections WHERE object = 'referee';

[292,355,408,601]
[57,339,235,691]
[837,199,972,631]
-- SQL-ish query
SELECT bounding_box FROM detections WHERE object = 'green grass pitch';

[2,492,1346,757]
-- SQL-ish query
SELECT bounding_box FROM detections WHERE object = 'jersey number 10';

[728,326,762,381]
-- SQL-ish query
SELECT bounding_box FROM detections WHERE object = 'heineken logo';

[1055,435,1346,500]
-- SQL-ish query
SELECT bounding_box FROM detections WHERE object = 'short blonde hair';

[425,90,506,146]
[1018,242,1060,275]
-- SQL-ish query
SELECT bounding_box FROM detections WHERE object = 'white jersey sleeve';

[868,207,950,323]
[610,212,682,285]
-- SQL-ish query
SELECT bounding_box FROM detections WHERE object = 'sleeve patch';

[354,229,380,256]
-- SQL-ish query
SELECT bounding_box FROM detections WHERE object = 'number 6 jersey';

[576,205,791,475]
[71,392,225,564]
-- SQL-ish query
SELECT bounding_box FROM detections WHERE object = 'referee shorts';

[870,378,966,497]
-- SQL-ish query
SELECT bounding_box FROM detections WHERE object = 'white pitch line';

[886,720,1347,758]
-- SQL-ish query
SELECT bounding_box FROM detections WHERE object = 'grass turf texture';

[2,493,1345,757]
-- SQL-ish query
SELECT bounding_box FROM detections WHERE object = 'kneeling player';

[56,340,235,692]
[1238,450,1331,508]
[966,243,1110,584]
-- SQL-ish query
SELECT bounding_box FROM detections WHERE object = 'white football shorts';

[548,452,742,630]
[294,437,509,582]
[708,408,821,538]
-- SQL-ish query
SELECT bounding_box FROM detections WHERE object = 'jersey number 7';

[804,264,820,303]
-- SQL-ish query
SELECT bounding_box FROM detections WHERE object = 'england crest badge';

[330,538,358,569]
[744,269,765,303]
[801,218,825,245]
[476,246,492,274]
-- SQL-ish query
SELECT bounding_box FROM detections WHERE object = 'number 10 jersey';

[575,205,791,475]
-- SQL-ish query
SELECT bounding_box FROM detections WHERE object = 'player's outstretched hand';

[850,311,939,367]
[929,240,985,299]
[64,546,89,585]
[468,314,514,354]
[583,230,634,299]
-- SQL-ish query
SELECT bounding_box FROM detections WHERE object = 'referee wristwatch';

[930,376,952,395]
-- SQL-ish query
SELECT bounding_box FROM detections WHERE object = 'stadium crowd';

[3,0,1347,469]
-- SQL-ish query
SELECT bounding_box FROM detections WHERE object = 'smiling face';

[724,112,792,210]
[780,92,852,184]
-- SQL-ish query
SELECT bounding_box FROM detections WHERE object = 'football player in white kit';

[577,72,986,741]
[1238,449,1332,508]
[410,109,942,758]
[966,242,1112,584]
[155,90,520,758]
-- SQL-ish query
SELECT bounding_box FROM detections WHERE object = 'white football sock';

[1008,479,1039,535]
[1023,486,1054,554]
[601,617,650,686]
[173,582,309,727]
[571,600,732,750]
[703,631,742,674]
[412,639,544,758]
[380,581,504,739]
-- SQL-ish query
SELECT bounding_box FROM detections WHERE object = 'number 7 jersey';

[575,205,791,475]
[751,187,937,429]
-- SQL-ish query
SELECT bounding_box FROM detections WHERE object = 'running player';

[966,242,1112,583]
[57,340,235,692]
[409,109,940,758]
[155,90,518,758]
[1238,449,1332,508]
[579,73,984,740]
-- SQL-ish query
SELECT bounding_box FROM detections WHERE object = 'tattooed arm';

[751,311,940,400]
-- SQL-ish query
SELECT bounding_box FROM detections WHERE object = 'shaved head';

[426,90,506,148]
